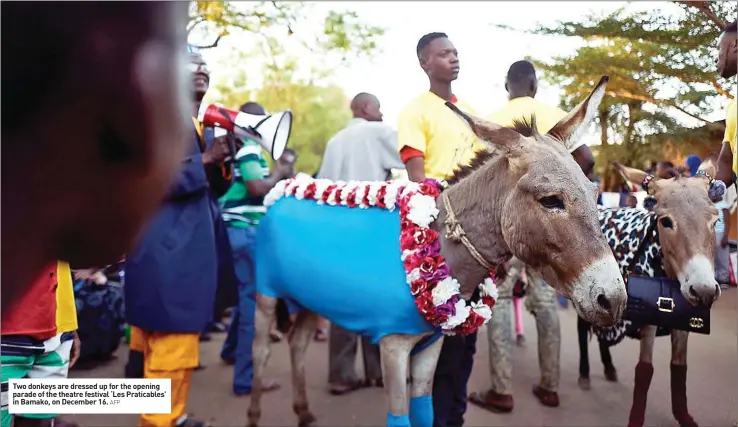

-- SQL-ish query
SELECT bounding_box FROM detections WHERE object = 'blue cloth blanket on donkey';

[255,176,500,427]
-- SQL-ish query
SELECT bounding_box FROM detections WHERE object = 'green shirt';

[219,139,270,228]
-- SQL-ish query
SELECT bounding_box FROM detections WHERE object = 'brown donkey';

[248,76,627,427]
[581,160,721,427]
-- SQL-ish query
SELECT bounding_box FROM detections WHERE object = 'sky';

[197,1,730,133]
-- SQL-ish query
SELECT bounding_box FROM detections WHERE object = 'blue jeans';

[220,226,258,395]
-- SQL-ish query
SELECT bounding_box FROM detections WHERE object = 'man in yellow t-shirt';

[716,21,737,185]
[398,32,486,183]
[486,60,595,175]
[396,31,484,427]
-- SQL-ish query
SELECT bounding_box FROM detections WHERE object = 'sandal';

[329,379,363,395]
[314,328,328,342]
[468,390,514,413]
[532,385,560,407]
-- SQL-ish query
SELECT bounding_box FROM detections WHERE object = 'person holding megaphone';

[218,101,296,396]
[123,46,234,427]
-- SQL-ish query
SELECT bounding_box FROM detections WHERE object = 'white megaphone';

[198,104,292,160]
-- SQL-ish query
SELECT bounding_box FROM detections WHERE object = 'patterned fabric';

[1,332,74,426]
[593,206,670,346]
[73,264,125,362]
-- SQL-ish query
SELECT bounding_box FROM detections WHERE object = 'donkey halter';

[441,191,496,272]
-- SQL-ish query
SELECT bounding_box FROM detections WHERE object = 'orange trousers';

[129,326,199,427]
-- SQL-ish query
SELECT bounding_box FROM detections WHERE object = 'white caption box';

[8,379,171,414]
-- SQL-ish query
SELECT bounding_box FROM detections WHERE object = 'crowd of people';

[2,2,736,427]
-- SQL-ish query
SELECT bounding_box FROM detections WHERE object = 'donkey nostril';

[596,294,612,312]
[689,285,699,300]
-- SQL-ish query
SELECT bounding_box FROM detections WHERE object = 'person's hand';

[274,161,294,179]
[202,135,230,166]
[721,235,729,248]
[74,269,98,281]
[70,331,81,368]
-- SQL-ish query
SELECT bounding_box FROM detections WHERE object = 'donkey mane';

[446,115,539,186]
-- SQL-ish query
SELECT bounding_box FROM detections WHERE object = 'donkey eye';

[659,217,674,229]
[539,195,565,210]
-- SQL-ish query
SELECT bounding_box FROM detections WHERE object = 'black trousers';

[432,332,477,427]
[577,315,613,378]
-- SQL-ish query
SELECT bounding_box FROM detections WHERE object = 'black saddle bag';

[624,275,711,335]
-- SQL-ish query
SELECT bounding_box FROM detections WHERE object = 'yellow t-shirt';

[488,97,583,153]
[56,261,78,333]
[724,98,737,175]
[397,92,487,181]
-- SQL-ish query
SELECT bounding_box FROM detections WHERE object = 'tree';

[188,1,384,64]
[208,53,352,175]
[498,1,736,190]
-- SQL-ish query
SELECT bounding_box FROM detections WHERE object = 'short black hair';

[657,161,674,169]
[724,20,737,33]
[506,60,537,85]
[416,32,448,58]
[239,102,266,115]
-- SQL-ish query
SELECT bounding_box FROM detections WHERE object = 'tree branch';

[187,17,206,35]
[191,35,223,50]
[573,86,725,130]
[674,1,726,29]
[711,80,735,99]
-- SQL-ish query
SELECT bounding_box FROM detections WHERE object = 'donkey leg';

[627,325,656,427]
[670,331,697,427]
[380,334,420,427]
[576,315,591,390]
[288,310,319,427]
[247,293,278,427]
[409,335,444,427]
[599,340,617,382]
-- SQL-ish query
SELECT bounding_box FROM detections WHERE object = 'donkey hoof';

[247,408,261,427]
[297,412,316,427]
[578,377,591,390]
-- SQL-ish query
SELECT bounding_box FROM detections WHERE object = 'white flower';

[314,179,332,204]
[367,183,381,206]
[480,278,499,301]
[471,301,492,323]
[355,185,367,208]
[441,299,471,329]
[263,180,288,207]
[406,268,421,284]
[432,277,461,306]
[406,194,439,227]
[384,182,402,210]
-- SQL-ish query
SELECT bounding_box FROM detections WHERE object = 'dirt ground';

[67,288,737,427]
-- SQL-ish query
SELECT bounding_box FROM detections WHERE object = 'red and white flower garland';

[264,174,498,336]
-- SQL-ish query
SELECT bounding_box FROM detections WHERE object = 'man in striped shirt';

[218,101,293,396]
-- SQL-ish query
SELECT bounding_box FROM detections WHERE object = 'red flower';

[418,256,439,274]
[376,186,387,208]
[304,182,317,199]
[458,310,486,335]
[410,279,429,295]
[481,296,496,309]
[413,228,438,246]
[414,293,447,325]
[419,182,440,198]
[335,187,344,204]
[400,227,422,251]
[347,187,359,208]
[400,217,414,230]
[321,184,336,203]
[362,184,371,206]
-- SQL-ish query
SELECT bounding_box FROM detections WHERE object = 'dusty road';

[68,288,737,426]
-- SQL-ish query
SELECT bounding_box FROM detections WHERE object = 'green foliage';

[208,51,351,175]
[510,1,736,189]
[188,1,384,63]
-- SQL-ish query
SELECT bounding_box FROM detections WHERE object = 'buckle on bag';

[689,317,704,329]
[657,297,675,313]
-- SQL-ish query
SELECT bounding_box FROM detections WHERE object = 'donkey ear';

[547,76,609,148]
[612,162,660,194]
[445,102,522,151]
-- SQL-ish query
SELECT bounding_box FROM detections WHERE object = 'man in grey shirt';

[317,92,404,395]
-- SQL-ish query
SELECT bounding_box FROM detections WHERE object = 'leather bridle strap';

[442,191,496,272]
